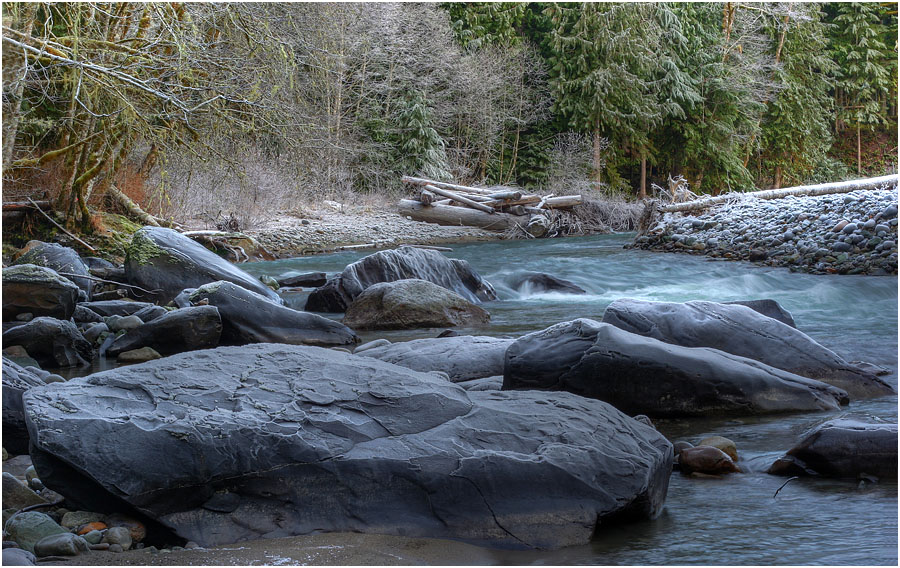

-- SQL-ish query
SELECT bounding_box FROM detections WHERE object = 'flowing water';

[239,233,898,565]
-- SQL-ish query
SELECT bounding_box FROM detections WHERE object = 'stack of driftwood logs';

[398,176,583,237]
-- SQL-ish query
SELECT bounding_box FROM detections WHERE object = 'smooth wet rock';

[508,272,586,295]
[106,315,144,333]
[13,242,93,298]
[33,533,89,557]
[306,246,496,312]
[679,446,740,475]
[105,513,146,543]
[117,347,163,364]
[133,305,168,323]
[2,548,36,566]
[81,530,102,545]
[276,272,327,288]
[186,281,358,347]
[359,336,513,382]
[2,358,45,454]
[457,376,503,391]
[82,322,109,345]
[2,318,92,368]
[25,344,672,550]
[723,299,796,328]
[125,227,281,305]
[503,319,848,417]
[343,279,490,330]
[2,473,46,509]
[601,299,894,398]
[106,306,222,357]
[2,265,80,321]
[101,527,132,551]
[4,512,67,554]
[353,339,391,354]
[697,436,738,461]
[767,419,898,479]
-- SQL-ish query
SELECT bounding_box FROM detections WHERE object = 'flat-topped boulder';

[124,227,281,305]
[343,279,490,330]
[767,419,898,479]
[187,281,358,347]
[358,335,513,382]
[2,317,93,368]
[13,241,93,298]
[601,299,893,398]
[107,305,222,357]
[2,265,81,321]
[306,246,496,312]
[25,344,672,550]
[503,319,848,417]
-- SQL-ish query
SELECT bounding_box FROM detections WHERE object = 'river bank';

[630,186,898,275]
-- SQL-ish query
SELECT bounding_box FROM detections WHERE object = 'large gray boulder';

[2,318,92,368]
[13,241,93,298]
[359,336,513,382]
[124,227,281,305]
[2,265,80,321]
[723,299,796,328]
[306,246,496,313]
[503,319,848,417]
[107,305,222,357]
[187,281,358,347]
[767,419,898,479]
[3,358,46,454]
[343,279,490,330]
[601,299,894,398]
[25,344,672,550]
[77,300,157,318]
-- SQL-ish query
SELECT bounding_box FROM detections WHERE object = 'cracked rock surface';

[24,344,672,550]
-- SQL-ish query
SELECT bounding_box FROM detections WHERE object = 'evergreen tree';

[445,2,526,49]
[394,89,452,181]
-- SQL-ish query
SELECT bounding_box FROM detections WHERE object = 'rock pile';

[631,188,898,275]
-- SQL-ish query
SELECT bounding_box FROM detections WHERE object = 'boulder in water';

[601,299,894,398]
[305,246,495,312]
[2,265,80,321]
[358,335,513,382]
[124,227,281,305]
[343,279,490,330]
[509,272,586,295]
[13,241,93,298]
[276,272,328,288]
[503,319,848,417]
[2,318,92,368]
[107,305,222,357]
[25,344,672,550]
[679,446,740,476]
[187,281,358,347]
[723,299,796,328]
[767,419,898,479]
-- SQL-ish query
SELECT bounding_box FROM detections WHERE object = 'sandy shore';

[243,204,502,258]
[45,532,505,566]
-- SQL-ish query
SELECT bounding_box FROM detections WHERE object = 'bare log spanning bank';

[399,199,527,232]
[662,174,899,213]
[402,176,495,196]
[423,184,495,214]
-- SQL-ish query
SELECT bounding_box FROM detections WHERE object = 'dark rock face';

[2,265,81,321]
[187,281,358,347]
[25,344,672,550]
[124,227,281,305]
[13,241,93,298]
[276,272,327,288]
[767,419,898,479]
[601,299,894,398]
[3,357,45,454]
[343,279,490,330]
[78,300,156,318]
[723,299,796,328]
[107,306,222,357]
[306,247,496,312]
[503,319,848,417]
[358,336,513,382]
[2,318,93,368]
[508,272,586,295]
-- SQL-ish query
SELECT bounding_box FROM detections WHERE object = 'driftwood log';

[399,199,528,232]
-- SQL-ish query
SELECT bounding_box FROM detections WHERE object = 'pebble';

[117,347,163,364]
[106,315,143,333]
[81,530,103,545]
[633,187,898,275]
[102,526,133,551]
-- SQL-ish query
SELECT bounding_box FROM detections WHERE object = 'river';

[238,233,898,566]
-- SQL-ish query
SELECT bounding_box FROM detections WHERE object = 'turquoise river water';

[238,233,898,565]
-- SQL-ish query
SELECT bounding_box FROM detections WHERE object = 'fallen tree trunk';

[424,184,495,214]
[663,174,899,213]
[401,176,495,196]
[399,199,527,232]
[2,200,51,211]
[106,185,160,227]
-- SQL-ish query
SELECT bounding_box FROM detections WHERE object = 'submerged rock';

[2,265,81,321]
[601,299,894,398]
[343,279,490,330]
[503,319,848,417]
[306,246,496,312]
[767,419,898,479]
[508,272,586,295]
[358,335,513,382]
[187,281,358,347]
[25,344,672,550]
[679,446,740,476]
[124,227,281,305]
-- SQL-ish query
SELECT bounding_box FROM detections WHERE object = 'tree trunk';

[774,165,782,189]
[2,3,38,168]
[398,199,526,232]
[592,119,602,185]
[639,152,647,200]
[857,123,862,176]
